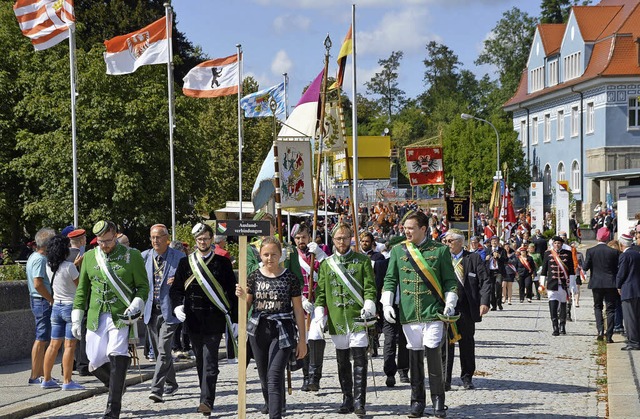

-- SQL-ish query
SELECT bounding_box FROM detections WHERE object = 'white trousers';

[86,313,129,371]
[307,310,325,341]
[402,321,444,350]
[331,331,368,349]
[548,288,568,302]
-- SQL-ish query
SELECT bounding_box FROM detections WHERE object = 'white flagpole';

[164,2,176,240]
[283,72,289,119]
[237,44,244,219]
[351,4,359,237]
[68,24,79,227]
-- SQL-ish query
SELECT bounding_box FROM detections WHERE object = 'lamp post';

[461,113,501,181]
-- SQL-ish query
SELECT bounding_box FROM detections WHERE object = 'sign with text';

[446,197,470,222]
[530,182,544,233]
[221,220,271,237]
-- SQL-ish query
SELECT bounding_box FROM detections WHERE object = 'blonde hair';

[260,236,282,254]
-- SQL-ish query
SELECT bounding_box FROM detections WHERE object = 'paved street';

[26,287,604,419]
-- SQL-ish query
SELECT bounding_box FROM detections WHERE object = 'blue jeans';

[51,303,74,340]
[30,296,52,341]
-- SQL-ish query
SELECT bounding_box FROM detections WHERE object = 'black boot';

[559,302,567,334]
[352,347,368,418]
[307,339,326,391]
[407,350,425,418]
[104,355,129,419]
[549,300,560,336]
[91,362,111,388]
[426,347,447,418]
[301,354,310,391]
[336,349,354,414]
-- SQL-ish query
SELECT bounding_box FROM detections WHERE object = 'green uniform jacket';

[73,244,149,332]
[315,251,377,335]
[283,246,304,288]
[383,239,457,324]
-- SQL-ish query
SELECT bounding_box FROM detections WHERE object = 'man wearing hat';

[382,211,458,418]
[170,222,238,415]
[442,229,492,391]
[583,226,620,343]
[540,236,575,336]
[314,223,376,417]
[616,233,640,350]
[66,228,89,376]
[514,246,537,303]
[71,221,148,419]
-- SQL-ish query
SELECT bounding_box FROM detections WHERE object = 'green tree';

[540,0,592,23]
[364,51,405,122]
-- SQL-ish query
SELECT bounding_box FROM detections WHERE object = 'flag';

[14,0,75,51]
[240,82,285,117]
[450,177,456,197]
[182,55,239,98]
[329,25,352,90]
[405,146,444,186]
[251,69,324,210]
[499,186,517,241]
[104,17,169,75]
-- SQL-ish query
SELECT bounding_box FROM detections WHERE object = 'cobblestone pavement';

[28,289,604,418]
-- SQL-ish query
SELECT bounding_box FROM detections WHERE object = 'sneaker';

[149,392,164,403]
[164,386,179,396]
[28,377,43,385]
[227,357,238,364]
[62,381,86,391]
[41,379,60,389]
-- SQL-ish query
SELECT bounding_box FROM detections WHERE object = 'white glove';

[380,291,396,323]
[174,305,186,322]
[313,306,327,329]
[307,242,319,255]
[124,297,144,317]
[301,296,314,314]
[443,291,458,316]
[71,309,84,340]
[361,299,376,318]
[231,323,238,339]
[539,276,546,288]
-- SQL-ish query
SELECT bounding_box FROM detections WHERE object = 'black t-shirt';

[247,268,301,314]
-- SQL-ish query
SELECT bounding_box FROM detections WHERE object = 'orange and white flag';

[14,0,75,51]
[104,17,170,75]
[182,55,239,98]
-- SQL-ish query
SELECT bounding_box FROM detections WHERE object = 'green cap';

[92,221,108,236]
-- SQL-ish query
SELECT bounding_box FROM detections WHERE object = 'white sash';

[95,248,132,306]
[326,256,364,306]
[189,253,230,316]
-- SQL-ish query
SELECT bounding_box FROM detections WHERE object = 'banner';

[277,140,314,210]
[182,55,239,98]
[405,146,444,186]
[240,82,284,117]
[530,182,544,232]
[14,0,75,51]
[556,181,570,235]
[446,197,470,223]
[104,17,169,75]
[322,102,345,153]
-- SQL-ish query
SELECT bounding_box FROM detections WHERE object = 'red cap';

[90,237,98,246]
[67,229,86,238]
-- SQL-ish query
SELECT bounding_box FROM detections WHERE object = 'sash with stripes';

[188,252,237,353]
[453,257,464,285]
[326,255,364,306]
[518,255,533,274]
[550,249,569,281]
[402,242,461,344]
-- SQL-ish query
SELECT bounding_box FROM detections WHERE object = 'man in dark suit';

[443,229,492,390]
[616,234,640,350]
[484,236,507,311]
[142,224,186,402]
[583,227,619,343]
[532,229,548,256]
[360,232,386,360]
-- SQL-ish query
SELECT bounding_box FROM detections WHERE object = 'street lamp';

[461,113,501,181]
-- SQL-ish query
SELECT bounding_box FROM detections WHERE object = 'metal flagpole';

[351,4,359,248]
[164,2,176,240]
[283,72,290,239]
[237,44,244,219]
[68,24,79,227]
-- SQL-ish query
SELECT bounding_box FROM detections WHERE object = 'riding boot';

[301,354,310,391]
[104,355,129,419]
[352,347,368,418]
[559,302,567,335]
[307,339,326,391]
[426,346,447,418]
[407,350,425,418]
[91,362,111,388]
[336,349,354,414]
[549,300,560,336]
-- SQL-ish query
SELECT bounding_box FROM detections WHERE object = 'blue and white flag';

[240,82,285,118]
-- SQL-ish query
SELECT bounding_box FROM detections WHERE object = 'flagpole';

[283,72,289,119]
[68,24,79,227]
[164,2,176,240]
[468,181,473,239]
[237,44,244,219]
[351,3,359,247]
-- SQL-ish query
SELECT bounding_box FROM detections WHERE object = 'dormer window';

[548,60,558,86]
[563,52,581,81]
[530,66,544,92]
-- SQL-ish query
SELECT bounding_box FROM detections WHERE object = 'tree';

[540,0,592,23]
[364,51,406,122]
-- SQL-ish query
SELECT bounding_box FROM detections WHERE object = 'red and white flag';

[499,186,517,241]
[104,17,170,75]
[14,0,75,51]
[405,146,444,186]
[182,55,239,98]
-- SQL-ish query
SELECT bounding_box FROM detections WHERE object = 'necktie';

[153,255,164,303]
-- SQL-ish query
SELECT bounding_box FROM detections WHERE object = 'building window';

[532,117,539,145]
[629,97,640,129]
[571,106,579,137]
[563,52,581,81]
[520,120,527,147]
[571,160,581,192]
[548,60,558,86]
[544,114,551,143]
[543,164,552,195]
[586,102,594,133]
[557,162,565,181]
[557,109,564,140]
[530,66,544,92]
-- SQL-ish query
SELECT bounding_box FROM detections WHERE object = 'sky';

[171,0,542,107]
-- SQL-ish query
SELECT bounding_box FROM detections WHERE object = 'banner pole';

[351,3,359,248]
[164,1,176,240]
[68,24,79,227]
[237,44,244,218]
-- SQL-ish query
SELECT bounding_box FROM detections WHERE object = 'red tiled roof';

[539,24,566,56]
[573,6,622,41]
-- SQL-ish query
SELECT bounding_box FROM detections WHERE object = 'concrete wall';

[0,282,35,364]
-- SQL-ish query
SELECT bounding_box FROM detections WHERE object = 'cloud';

[273,14,311,34]
[358,7,435,55]
[271,50,293,75]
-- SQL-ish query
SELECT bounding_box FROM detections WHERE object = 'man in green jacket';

[72,221,148,419]
[382,212,458,418]
[315,223,376,418]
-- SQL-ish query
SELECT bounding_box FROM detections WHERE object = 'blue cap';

[61,225,75,237]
